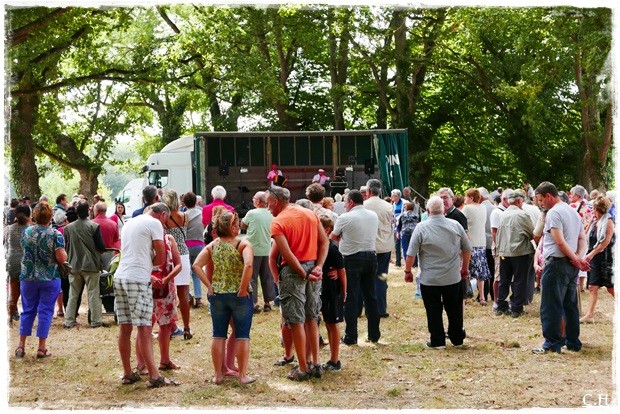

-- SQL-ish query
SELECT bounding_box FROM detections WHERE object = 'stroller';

[88,248,119,324]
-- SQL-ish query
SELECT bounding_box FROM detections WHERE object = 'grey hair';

[148,202,171,216]
[477,187,490,200]
[94,201,107,213]
[267,185,290,201]
[391,189,401,197]
[253,191,267,205]
[211,185,227,200]
[334,193,343,202]
[570,185,587,199]
[605,190,616,204]
[426,196,444,215]
[366,179,382,196]
[438,187,454,198]
[501,188,513,200]
[295,199,313,209]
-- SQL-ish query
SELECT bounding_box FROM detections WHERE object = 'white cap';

[318,169,325,173]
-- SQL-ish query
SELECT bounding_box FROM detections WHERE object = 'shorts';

[588,255,614,289]
[279,264,321,325]
[208,293,253,340]
[321,277,343,323]
[174,254,191,286]
[114,279,153,327]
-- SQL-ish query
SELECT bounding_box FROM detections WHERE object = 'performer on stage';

[267,164,284,188]
[312,169,331,185]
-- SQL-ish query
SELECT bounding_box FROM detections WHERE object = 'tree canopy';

[5,5,614,199]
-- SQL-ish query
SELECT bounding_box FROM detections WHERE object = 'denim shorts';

[208,293,253,340]
[279,263,321,325]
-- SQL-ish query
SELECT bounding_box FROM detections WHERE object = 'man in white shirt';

[312,169,331,185]
[114,203,179,387]
[331,190,380,344]
[364,179,393,318]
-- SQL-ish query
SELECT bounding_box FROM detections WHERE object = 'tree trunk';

[328,9,351,130]
[9,90,41,199]
[76,166,101,199]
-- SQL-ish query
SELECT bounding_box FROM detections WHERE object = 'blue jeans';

[374,252,391,316]
[188,245,204,299]
[540,257,581,352]
[343,251,380,344]
[208,293,254,339]
[20,279,61,339]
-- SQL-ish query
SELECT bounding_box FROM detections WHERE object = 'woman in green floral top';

[15,202,68,359]
[193,210,255,385]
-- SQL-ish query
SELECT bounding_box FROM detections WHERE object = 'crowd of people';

[4,177,615,386]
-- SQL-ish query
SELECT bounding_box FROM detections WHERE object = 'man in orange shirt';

[267,186,328,381]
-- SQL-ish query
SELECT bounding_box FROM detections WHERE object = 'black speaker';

[219,162,229,177]
[364,158,375,175]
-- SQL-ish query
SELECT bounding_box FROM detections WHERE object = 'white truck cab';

[108,177,147,217]
[143,136,194,195]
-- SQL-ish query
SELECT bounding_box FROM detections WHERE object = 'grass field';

[6,263,617,410]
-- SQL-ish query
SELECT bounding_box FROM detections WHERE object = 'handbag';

[58,262,73,278]
[152,269,169,299]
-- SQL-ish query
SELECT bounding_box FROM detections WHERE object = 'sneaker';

[532,347,560,354]
[322,360,342,372]
[341,337,357,346]
[287,367,311,381]
[426,342,446,349]
[493,309,507,316]
[309,363,324,378]
[510,311,524,318]
[170,328,183,337]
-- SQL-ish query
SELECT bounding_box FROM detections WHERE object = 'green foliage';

[6,5,613,197]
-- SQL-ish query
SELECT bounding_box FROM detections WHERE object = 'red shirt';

[92,214,120,249]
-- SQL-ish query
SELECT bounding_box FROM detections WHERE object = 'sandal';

[183,327,193,340]
[274,355,295,366]
[134,365,149,375]
[287,367,310,381]
[15,346,25,358]
[122,372,142,385]
[480,300,487,306]
[36,348,52,359]
[159,361,180,371]
[147,376,180,388]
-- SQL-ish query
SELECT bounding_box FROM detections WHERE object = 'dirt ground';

[5,264,617,410]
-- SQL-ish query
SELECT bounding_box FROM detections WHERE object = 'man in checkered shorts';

[114,202,179,387]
